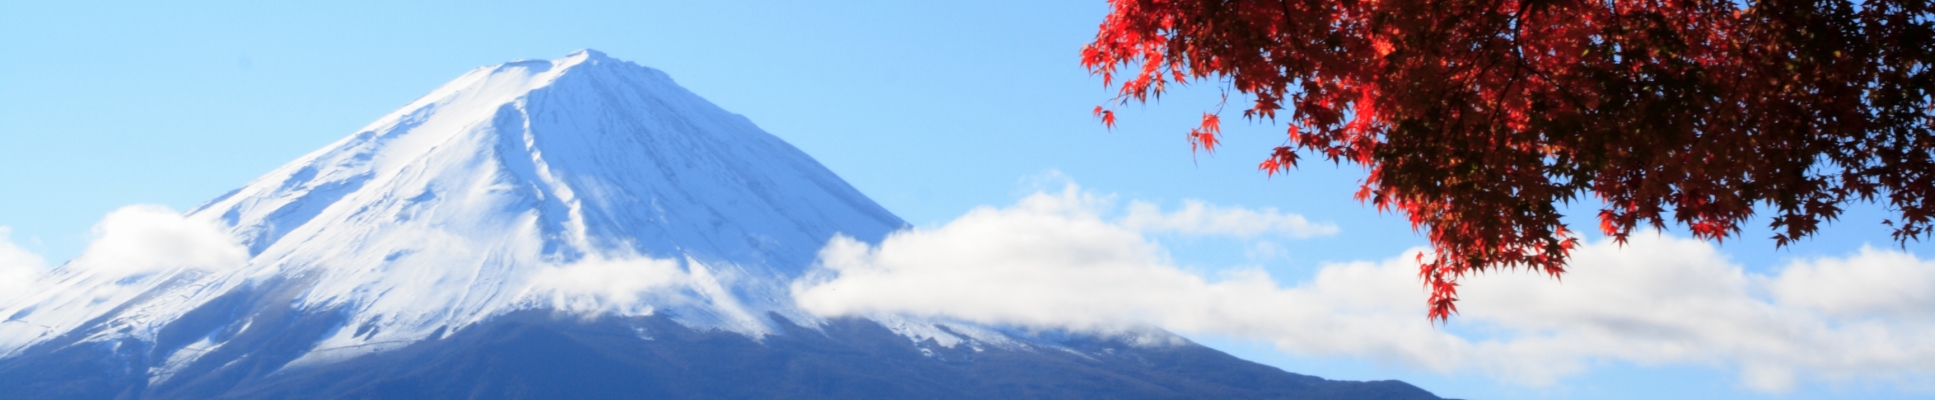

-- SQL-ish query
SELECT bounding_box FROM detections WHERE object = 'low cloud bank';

[528,255,689,312]
[0,205,252,355]
[69,205,248,275]
[522,253,771,335]
[792,185,1935,393]
[0,205,247,295]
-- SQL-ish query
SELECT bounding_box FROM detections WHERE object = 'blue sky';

[2,1,1930,399]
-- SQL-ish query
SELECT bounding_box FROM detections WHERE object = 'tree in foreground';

[1083,0,1933,321]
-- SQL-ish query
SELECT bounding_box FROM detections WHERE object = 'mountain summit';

[211,49,902,274]
[0,51,1443,399]
[0,49,902,366]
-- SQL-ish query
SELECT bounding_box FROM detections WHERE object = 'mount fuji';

[0,50,1444,399]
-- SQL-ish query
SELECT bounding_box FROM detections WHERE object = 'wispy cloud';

[791,184,1935,393]
[521,253,771,335]
[1120,199,1338,238]
[527,254,690,314]
[0,228,45,302]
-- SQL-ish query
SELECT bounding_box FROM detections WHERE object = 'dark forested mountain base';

[0,310,1441,400]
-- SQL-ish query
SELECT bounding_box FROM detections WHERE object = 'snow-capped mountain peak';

[0,50,903,367]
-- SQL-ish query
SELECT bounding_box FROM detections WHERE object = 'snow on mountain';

[0,50,920,373]
[0,51,1451,400]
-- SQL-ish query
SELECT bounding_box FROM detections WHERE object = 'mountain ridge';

[0,50,1446,400]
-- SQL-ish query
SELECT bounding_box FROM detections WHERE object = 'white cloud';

[1120,199,1338,238]
[526,254,689,314]
[69,205,248,275]
[791,185,1935,394]
[0,228,46,302]
[1768,246,1935,320]
[790,186,1453,354]
[523,254,769,334]
[795,188,1190,331]
[0,206,251,356]
[1244,240,1288,261]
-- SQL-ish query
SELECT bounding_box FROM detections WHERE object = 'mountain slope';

[0,50,1445,400]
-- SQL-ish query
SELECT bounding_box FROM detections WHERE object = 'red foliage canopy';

[1083,0,1935,321]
